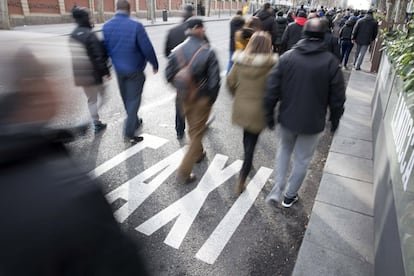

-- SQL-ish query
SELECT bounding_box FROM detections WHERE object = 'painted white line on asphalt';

[89,133,168,178]
[136,154,243,249]
[195,167,273,264]
[106,147,186,223]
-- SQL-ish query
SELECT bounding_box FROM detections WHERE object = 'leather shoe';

[126,136,144,144]
[177,173,197,184]
[196,151,206,163]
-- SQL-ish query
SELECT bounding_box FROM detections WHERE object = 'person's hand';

[267,119,275,130]
[153,68,158,74]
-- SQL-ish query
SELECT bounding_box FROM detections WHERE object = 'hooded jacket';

[274,16,288,45]
[70,11,110,86]
[256,9,278,48]
[165,35,221,104]
[280,17,307,54]
[227,51,278,133]
[264,38,346,134]
[352,14,378,45]
[339,19,355,40]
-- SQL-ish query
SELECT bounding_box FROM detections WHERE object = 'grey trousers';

[268,125,321,200]
[83,84,107,123]
[354,44,369,69]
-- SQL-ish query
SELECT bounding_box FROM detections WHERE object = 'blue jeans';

[175,97,185,136]
[226,51,234,75]
[268,125,321,200]
[340,39,353,66]
[116,71,145,138]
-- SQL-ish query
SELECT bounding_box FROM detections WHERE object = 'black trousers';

[240,129,260,179]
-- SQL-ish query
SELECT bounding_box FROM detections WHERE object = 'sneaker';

[355,67,361,71]
[126,136,144,144]
[94,122,107,134]
[281,195,299,208]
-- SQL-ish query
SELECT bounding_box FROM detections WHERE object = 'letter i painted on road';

[136,154,243,249]
[195,167,272,264]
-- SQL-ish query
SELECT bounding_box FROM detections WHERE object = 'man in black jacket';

[256,3,278,51]
[227,10,245,73]
[0,48,149,276]
[352,9,378,70]
[165,5,194,140]
[165,18,221,184]
[280,11,307,54]
[70,7,111,133]
[264,18,346,208]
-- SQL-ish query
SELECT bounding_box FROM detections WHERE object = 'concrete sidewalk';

[293,57,376,275]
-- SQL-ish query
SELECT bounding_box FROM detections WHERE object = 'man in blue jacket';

[103,0,159,143]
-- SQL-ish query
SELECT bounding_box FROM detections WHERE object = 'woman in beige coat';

[226,31,278,194]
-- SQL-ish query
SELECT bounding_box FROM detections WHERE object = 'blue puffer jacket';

[103,12,158,74]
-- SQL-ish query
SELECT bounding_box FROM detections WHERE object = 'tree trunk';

[395,0,408,24]
[386,0,395,27]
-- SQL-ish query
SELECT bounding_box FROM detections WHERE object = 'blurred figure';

[286,11,295,23]
[227,10,245,74]
[0,48,149,275]
[321,17,340,60]
[280,11,307,54]
[234,16,262,50]
[274,11,288,53]
[264,18,345,208]
[339,18,356,69]
[351,9,378,70]
[103,0,159,144]
[226,31,278,194]
[165,18,221,184]
[255,3,278,51]
[165,4,195,140]
[70,6,111,134]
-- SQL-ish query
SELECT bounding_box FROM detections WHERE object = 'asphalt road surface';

[6,20,352,275]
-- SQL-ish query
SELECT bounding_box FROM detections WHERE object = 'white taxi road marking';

[136,154,243,249]
[196,167,273,264]
[89,134,168,178]
[106,148,186,223]
[98,134,274,265]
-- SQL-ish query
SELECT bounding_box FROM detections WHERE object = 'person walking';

[255,3,278,51]
[273,11,288,53]
[227,10,245,74]
[103,0,159,144]
[70,7,110,134]
[166,18,221,184]
[165,5,195,140]
[280,11,307,54]
[264,18,346,208]
[352,9,378,70]
[234,16,262,51]
[339,18,356,69]
[226,31,278,194]
[0,47,150,275]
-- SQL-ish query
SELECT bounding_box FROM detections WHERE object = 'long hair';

[244,16,262,31]
[244,31,272,54]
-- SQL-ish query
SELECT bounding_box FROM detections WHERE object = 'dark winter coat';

[256,9,278,47]
[351,14,378,45]
[339,20,355,40]
[280,17,307,54]
[264,38,346,134]
[165,35,221,104]
[165,20,188,57]
[70,25,110,86]
[229,15,245,52]
[274,16,288,46]
[324,31,340,59]
[0,128,149,276]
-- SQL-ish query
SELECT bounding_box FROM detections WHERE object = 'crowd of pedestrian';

[0,1,380,273]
